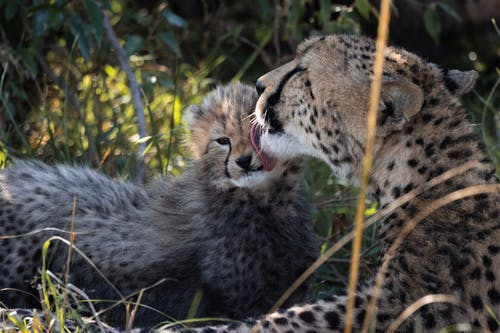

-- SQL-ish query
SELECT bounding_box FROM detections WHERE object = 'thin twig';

[344,1,392,332]
[97,1,147,183]
[126,288,144,333]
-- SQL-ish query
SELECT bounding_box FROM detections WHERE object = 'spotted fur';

[168,35,499,332]
[0,83,318,327]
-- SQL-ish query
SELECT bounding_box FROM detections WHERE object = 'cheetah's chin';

[253,124,322,163]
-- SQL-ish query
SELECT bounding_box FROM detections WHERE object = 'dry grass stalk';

[385,294,468,333]
[344,0,391,331]
[61,196,77,325]
[126,288,144,332]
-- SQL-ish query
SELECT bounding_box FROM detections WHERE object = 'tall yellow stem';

[343,1,392,332]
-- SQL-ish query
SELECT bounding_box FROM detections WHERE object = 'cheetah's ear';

[380,77,424,129]
[444,69,478,97]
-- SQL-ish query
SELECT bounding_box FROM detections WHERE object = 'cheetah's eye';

[215,137,231,145]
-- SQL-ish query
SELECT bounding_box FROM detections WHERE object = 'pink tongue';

[250,123,277,171]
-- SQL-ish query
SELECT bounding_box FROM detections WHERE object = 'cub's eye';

[215,137,231,145]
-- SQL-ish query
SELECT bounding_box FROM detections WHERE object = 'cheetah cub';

[0,83,318,327]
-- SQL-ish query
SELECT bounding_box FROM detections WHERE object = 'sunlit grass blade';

[7,313,30,333]
[187,288,205,319]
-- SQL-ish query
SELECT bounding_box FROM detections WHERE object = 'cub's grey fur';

[0,83,318,327]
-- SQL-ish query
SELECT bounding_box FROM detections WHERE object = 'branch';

[98,2,147,183]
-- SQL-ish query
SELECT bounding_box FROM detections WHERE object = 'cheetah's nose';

[256,80,266,96]
[235,154,253,170]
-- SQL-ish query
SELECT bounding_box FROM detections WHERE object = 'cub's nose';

[256,80,266,96]
[235,154,253,170]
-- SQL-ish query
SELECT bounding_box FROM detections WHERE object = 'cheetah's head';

[185,82,297,190]
[251,35,477,184]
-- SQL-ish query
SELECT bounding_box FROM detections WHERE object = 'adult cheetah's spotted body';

[173,35,499,332]
[0,83,318,327]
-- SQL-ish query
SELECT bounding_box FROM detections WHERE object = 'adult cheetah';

[169,35,499,332]
[0,83,318,327]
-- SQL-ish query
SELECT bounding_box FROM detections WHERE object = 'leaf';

[390,1,399,18]
[493,18,500,38]
[47,6,64,30]
[123,35,144,55]
[104,64,118,78]
[100,0,111,11]
[424,4,441,45]
[83,0,104,46]
[18,49,37,77]
[7,314,29,333]
[69,15,91,60]
[134,135,152,144]
[158,31,182,57]
[5,1,19,20]
[437,2,462,22]
[158,77,175,90]
[313,209,334,238]
[162,9,187,28]
[8,81,28,100]
[319,0,333,32]
[355,0,371,20]
[33,8,48,36]
[287,0,303,40]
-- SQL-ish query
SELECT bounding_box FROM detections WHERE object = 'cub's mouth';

[250,123,278,172]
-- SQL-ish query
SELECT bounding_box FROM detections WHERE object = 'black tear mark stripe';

[224,141,232,178]
[267,66,305,107]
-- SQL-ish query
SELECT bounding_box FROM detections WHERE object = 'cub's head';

[251,35,477,182]
[185,82,294,190]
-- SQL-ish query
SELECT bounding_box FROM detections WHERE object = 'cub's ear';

[183,105,208,159]
[444,69,478,97]
[379,77,424,130]
[183,105,204,129]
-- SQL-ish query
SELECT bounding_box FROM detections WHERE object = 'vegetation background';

[0,0,499,324]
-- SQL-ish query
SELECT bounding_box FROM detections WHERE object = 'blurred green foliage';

[0,0,499,297]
